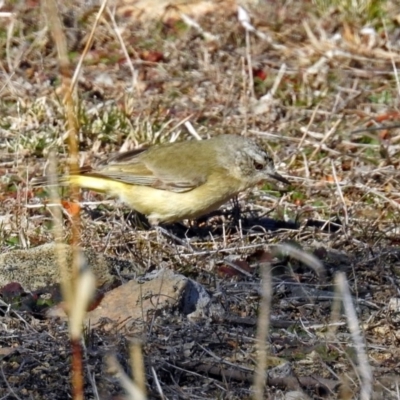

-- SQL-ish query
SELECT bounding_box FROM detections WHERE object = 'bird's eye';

[254,162,264,170]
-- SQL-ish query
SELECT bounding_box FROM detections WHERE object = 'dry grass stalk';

[106,354,147,400]
[42,0,108,398]
[335,272,372,400]
[252,252,272,400]
[130,340,147,397]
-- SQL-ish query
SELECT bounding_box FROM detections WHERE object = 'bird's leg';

[230,196,243,224]
[155,225,194,251]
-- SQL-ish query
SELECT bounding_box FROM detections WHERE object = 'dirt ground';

[2,0,400,399]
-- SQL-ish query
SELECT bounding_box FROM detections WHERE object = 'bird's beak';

[267,172,290,185]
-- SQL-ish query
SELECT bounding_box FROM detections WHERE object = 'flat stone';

[0,243,142,290]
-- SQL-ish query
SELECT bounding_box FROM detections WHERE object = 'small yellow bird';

[34,135,289,225]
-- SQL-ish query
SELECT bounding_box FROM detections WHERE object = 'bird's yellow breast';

[120,176,244,224]
[68,173,245,224]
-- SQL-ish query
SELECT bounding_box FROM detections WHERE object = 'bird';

[33,135,289,225]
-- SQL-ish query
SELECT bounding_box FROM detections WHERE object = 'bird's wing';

[87,148,207,193]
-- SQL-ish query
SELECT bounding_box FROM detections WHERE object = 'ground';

[1,0,400,399]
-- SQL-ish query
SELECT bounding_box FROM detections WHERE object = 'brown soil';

[1,0,400,398]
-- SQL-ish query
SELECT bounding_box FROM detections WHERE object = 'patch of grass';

[313,0,386,21]
[368,90,395,105]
